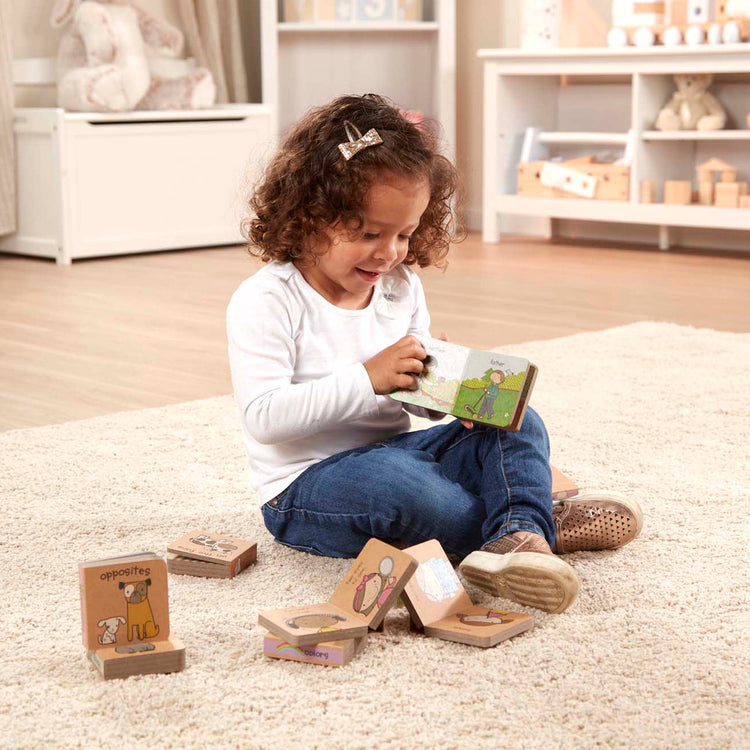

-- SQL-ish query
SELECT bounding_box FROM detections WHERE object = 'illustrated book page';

[401,539,473,629]
[327,538,418,630]
[79,552,169,651]
[390,338,536,430]
[402,539,534,647]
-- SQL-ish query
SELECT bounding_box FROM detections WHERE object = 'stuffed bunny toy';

[51,0,216,112]
[655,74,727,132]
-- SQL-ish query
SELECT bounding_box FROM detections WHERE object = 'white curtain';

[0,0,15,234]
[177,0,248,104]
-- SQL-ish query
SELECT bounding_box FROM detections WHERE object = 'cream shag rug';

[3,322,749,749]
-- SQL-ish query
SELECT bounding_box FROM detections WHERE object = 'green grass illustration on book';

[391,339,538,431]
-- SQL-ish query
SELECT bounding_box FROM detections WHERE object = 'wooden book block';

[167,531,257,578]
[258,539,417,647]
[664,181,692,205]
[551,465,579,500]
[402,540,533,648]
[263,633,368,667]
[79,552,186,679]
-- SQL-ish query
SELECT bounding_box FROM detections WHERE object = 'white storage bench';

[0,104,273,264]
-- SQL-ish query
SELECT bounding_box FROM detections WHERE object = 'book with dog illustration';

[258,538,417,647]
[167,530,257,579]
[401,540,534,648]
[390,338,538,431]
[263,633,368,667]
[79,552,185,679]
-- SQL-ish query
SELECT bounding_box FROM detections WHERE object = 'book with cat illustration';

[79,552,185,679]
[258,538,417,647]
[167,530,257,579]
[263,633,368,667]
[401,539,534,648]
[390,338,538,431]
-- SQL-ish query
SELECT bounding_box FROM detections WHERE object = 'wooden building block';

[664,180,692,205]
[714,182,740,207]
[698,181,714,205]
[740,195,750,208]
[738,182,749,196]
[746,113,750,129]
[668,0,688,24]
[721,170,737,183]
[640,180,656,203]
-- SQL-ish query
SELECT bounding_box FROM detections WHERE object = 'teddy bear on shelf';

[655,74,727,131]
[51,0,216,112]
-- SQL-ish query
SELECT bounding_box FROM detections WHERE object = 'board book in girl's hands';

[390,338,538,431]
[258,538,417,647]
[401,540,534,648]
[79,552,185,679]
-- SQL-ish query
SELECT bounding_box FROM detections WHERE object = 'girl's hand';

[439,332,474,430]
[365,335,427,395]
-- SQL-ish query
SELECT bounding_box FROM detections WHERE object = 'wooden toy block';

[740,195,750,208]
[721,170,737,183]
[746,113,750,130]
[687,0,714,24]
[517,161,629,201]
[714,182,740,207]
[698,181,714,205]
[668,0,689,24]
[696,157,736,184]
[664,180,692,205]
[640,180,656,203]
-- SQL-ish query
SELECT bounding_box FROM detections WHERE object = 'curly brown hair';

[243,94,463,269]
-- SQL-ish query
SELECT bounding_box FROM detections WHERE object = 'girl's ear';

[50,0,81,28]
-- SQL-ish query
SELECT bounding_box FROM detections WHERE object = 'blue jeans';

[261,408,554,561]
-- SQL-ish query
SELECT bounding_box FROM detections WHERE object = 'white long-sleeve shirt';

[226,260,438,506]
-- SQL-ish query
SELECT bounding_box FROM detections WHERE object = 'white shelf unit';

[261,0,455,154]
[478,45,750,250]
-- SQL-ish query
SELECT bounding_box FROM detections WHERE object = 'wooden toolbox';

[517,159,630,202]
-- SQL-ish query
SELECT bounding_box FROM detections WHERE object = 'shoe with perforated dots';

[552,493,643,554]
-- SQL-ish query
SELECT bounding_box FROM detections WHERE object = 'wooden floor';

[2,234,748,432]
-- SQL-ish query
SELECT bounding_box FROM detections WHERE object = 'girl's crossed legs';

[261,408,554,561]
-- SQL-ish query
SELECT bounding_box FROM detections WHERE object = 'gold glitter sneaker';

[459,531,580,614]
[552,493,643,554]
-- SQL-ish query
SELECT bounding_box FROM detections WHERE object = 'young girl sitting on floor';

[227,94,642,614]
